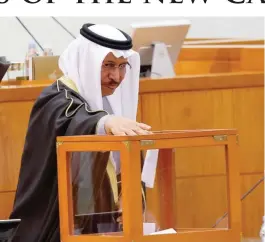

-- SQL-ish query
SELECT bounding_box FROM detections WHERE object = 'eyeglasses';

[102,62,131,73]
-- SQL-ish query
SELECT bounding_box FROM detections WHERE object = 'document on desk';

[143,222,177,235]
[151,228,177,235]
[141,149,159,188]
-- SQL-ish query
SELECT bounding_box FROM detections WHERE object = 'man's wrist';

[96,115,112,135]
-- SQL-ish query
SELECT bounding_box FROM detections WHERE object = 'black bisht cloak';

[8,80,127,242]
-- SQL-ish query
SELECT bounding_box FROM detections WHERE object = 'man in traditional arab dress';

[9,23,151,242]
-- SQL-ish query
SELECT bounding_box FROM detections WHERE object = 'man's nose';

[109,68,120,82]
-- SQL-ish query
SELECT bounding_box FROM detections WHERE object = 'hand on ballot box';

[104,116,152,136]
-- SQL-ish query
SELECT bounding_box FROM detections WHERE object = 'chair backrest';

[0,219,21,242]
[0,61,10,82]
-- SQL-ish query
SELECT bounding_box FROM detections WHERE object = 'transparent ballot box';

[56,129,241,242]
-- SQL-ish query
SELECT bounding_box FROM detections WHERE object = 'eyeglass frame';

[101,62,132,74]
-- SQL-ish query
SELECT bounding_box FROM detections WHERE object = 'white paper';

[141,149,159,188]
[143,223,156,235]
[151,228,177,235]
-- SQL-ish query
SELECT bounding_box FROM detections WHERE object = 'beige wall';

[0,17,264,62]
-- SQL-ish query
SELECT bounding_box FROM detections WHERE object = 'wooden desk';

[176,46,264,74]
[0,80,53,86]
[0,41,263,87]
[0,72,263,239]
[184,39,264,46]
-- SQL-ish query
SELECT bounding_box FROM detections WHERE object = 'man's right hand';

[104,116,152,136]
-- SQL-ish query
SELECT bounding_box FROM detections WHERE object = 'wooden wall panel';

[174,146,226,177]
[160,90,233,177]
[233,88,264,173]
[0,192,15,219]
[0,101,34,191]
[175,176,228,229]
[141,94,161,131]
[140,84,263,237]
[241,173,264,238]
[160,90,234,130]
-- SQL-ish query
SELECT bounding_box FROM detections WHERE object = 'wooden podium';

[56,129,241,242]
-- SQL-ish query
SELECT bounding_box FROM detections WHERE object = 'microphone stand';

[51,17,76,39]
[15,17,44,51]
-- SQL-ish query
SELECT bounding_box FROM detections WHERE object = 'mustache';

[107,79,120,85]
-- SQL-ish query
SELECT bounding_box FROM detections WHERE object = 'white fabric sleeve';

[96,115,111,135]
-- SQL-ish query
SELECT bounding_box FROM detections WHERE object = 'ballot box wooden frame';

[56,129,241,242]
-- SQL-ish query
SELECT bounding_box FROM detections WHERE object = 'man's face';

[101,52,129,96]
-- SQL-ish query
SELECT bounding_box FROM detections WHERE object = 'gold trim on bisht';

[58,76,119,204]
